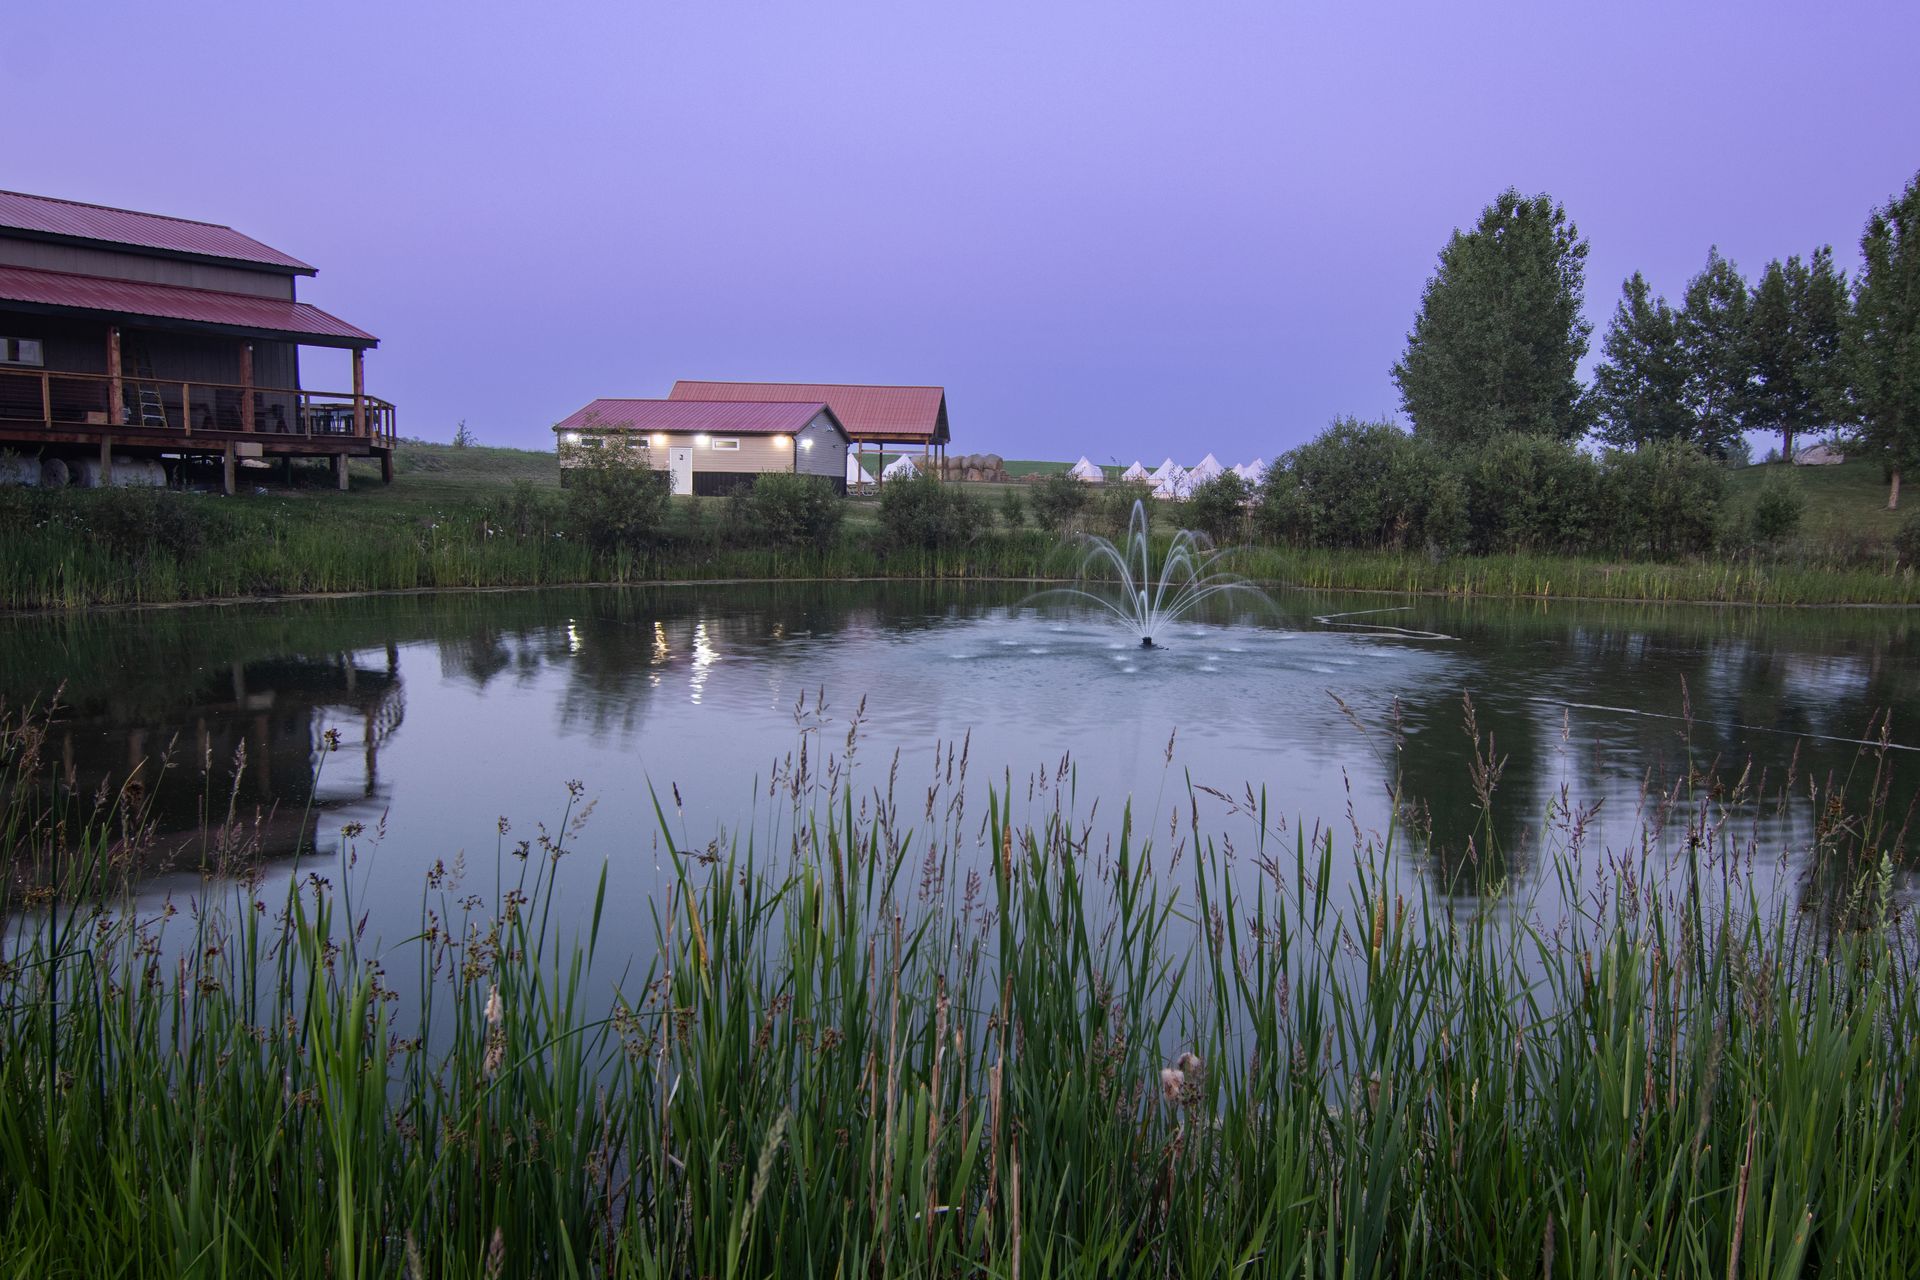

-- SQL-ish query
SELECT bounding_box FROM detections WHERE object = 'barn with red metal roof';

[553,398,851,495]
[0,189,390,492]
[669,380,951,476]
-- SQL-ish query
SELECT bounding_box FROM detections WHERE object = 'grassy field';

[0,441,1914,609]
[2,700,1915,1276]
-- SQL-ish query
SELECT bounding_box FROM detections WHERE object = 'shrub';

[1457,434,1601,555]
[1183,472,1251,544]
[1896,513,1920,569]
[83,487,217,562]
[1027,472,1091,534]
[565,448,670,552]
[877,474,986,550]
[728,473,845,551]
[482,479,563,540]
[1596,441,1725,558]
[997,487,1027,531]
[1259,418,1462,552]
[1748,471,1806,547]
[1092,481,1153,538]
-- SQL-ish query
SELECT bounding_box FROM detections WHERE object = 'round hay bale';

[40,456,69,487]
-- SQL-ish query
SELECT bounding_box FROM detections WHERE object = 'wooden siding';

[0,236,297,300]
[794,411,848,479]
[0,311,296,388]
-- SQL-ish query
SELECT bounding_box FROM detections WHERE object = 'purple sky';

[7,2,1916,461]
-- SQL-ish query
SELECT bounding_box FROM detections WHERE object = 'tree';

[1846,171,1920,510]
[1747,247,1849,463]
[1392,188,1592,445]
[1675,248,1753,458]
[1592,273,1691,448]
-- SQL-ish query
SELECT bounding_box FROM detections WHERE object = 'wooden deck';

[0,365,395,490]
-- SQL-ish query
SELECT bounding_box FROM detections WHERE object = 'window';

[710,438,740,451]
[0,338,44,366]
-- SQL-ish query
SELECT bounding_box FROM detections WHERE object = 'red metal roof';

[555,399,846,438]
[0,190,315,273]
[669,381,948,442]
[0,264,376,347]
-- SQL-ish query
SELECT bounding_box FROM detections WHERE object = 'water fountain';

[1033,499,1269,646]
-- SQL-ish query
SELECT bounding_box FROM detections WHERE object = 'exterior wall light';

[800,438,813,450]
[563,431,581,444]
[695,434,710,447]
[651,433,667,447]
[773,435,789,447]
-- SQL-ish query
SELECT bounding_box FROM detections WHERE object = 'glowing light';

[562,431,581,444]
[695,434,710,447]
[773,435,789,447]
[800,438,813,450]
[651,433,667,447]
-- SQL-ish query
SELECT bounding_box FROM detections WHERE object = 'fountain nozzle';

[1140,636,1155,649]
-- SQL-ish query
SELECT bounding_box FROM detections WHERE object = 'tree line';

[1389,171,1920,509]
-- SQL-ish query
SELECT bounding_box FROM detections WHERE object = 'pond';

[3,581,1916,945]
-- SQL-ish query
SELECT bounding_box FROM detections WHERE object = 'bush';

[728,473,845,551]
[1092,480,1153,538]
[1456,434,1601,555]
[877,474,986,550]
[1027,473,1091,534]
[482,479,563,540]
[1896,513,1920,569]
[997,487,1027,531]
[1747,471,1806,547]
[1183,472,1251,544]
[79,487,217,562]
[565,448,670,552]
[1596,441,1724,558]
[1258,419,1463,552]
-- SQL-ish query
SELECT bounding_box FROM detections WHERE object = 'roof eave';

[0,225,317,276]
[0,296,374,349]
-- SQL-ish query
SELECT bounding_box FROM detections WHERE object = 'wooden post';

[380,450,393,484]
[181,382,192,436]
[335,452,350,491]
[38,371,50,428]
[351,349,366,438]
[106,326,123,426]
[221,443,236,496]
[240,342,255,432]
[99,437,112,485]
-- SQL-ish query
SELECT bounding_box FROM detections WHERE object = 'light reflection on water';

[1,581,1915,949]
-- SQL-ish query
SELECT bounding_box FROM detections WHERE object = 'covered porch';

[0,264,393,491]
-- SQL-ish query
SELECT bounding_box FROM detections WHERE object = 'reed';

[0,701,1916,1276]
[3,483,1916,609]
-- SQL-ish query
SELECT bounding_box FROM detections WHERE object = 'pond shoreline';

[5,568,1919,620]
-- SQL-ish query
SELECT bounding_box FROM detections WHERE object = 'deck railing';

[0,366,396,446]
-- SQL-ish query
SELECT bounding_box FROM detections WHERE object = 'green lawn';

[1724,457,1902,542]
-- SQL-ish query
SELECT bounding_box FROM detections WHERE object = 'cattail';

[484,984,502,1026]
[1370,896,1386,958]
[1159,1067,1185,1104]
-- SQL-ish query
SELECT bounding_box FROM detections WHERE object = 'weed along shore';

[3,698,1916,1276]
[1,441,1917,610]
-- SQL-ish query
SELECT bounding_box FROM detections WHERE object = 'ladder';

[123,337,168,428]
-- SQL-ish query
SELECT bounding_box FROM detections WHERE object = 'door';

[669,447,693,496]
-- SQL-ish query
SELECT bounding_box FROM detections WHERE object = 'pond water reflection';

[3,582,1914,939]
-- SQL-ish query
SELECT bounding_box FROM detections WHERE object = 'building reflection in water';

[47,646,403,866]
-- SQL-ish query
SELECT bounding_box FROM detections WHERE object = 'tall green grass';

[1,700,1916,1276]
[3,482,1916,610]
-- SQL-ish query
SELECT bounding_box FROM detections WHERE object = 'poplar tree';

[1393,189,1592,445]
[1847,171,1920,510]
[1592,272,1691,449]
[1747,247,1849,462]
[1675,249,1753,459]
